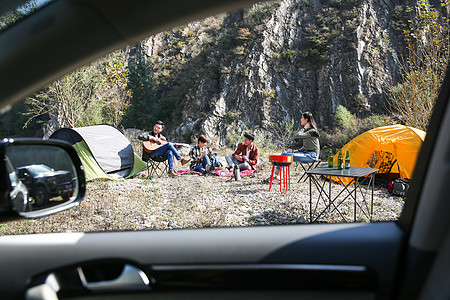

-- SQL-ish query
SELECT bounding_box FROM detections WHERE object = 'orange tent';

[332,125,426,184]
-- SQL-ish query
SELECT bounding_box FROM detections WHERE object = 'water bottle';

[233,166,241,181]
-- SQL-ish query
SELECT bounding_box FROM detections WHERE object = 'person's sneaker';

[233,166,241,181]
[205,164,211,174]
[168,170,177,177]
[180,157,191,165]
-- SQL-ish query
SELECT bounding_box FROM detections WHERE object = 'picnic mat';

[176,169,203,175]
[211,169,255,177]
[176,168,255,177]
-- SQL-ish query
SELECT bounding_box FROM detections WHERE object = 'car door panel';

[0,222,403,299]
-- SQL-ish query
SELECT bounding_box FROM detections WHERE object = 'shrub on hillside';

[335,105,357,134]
[272,118,298,149]
[226,122,277,155]
[321,111,388,158]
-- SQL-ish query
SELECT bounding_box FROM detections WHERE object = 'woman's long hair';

[302,111,320,137]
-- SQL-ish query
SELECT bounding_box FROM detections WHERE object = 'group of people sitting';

[188,131,259,179]
[139,111,320,181]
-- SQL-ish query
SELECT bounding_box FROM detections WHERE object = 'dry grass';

[0,160,404,235]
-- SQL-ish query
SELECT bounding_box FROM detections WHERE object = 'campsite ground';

[0,160,404,234]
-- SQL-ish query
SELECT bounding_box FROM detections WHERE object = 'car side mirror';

[0,138,86,219]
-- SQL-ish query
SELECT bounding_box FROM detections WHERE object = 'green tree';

[25,52,131,131]
[25,64,101,129]
[389,0,450,131]
[122,52,157,130]
[98,51,131,127]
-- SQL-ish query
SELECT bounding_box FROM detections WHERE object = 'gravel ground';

[0,163,405,235]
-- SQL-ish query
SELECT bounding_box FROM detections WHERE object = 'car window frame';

[398,66,450,234]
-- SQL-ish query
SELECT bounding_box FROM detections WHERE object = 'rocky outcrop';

[132,0,407,146]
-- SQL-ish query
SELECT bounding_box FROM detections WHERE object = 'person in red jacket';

[225,133,259,177]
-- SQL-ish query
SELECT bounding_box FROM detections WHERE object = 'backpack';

[388,178,410,197]
[209,153,222,168]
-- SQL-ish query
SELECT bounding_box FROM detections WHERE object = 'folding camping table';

[306,165,379,223]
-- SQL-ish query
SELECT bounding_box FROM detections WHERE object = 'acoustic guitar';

[143,140,167,153]
[143,140,188,154]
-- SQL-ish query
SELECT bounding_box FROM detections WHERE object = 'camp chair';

[297,158,322,183]
[141,147,169,178]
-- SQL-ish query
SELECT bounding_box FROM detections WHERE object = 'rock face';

[132,0,407,146]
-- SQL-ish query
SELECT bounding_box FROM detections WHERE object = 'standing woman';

[269,111,320,181]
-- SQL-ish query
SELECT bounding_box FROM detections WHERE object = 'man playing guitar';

[140,120,190,177]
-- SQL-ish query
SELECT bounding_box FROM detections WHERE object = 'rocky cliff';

[130,0,408,146]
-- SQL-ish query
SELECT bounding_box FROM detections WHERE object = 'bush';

[262,88,276,100]
[389,70,439,131]
[245,1,280,25]
[319,130,349,159]
[281,49,297,61]
[272,118,298,149]
[236,28,251,43]
[335,105,356,133]
[226,122,277,154]
[224,110,242,124]
[359,114,389,132]
[321,112,390,158]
